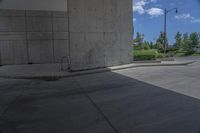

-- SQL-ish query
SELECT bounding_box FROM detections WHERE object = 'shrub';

[144,44,150,50]
[185,50,195,55]
[167,51,175,57]
[134,50,157,61]
[156,53,166,58]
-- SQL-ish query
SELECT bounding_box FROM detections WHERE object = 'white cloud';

[191,19,200,23]
[133,0,163,17]
[175,13,192,19]
[133,5,145,14]
[146,8,164,17]
[175,13,200,23]
[133,0,147,14]
[133,18,137,22]
[150,0,157,2]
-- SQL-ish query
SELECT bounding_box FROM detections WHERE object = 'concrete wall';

[0,0,67,11]
[0,9,69,65]
[0,0,133,70]
[68,0,133,70]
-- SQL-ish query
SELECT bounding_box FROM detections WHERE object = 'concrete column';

[68,0,133,70]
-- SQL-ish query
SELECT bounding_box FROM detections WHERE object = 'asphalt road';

[0,57,200,133]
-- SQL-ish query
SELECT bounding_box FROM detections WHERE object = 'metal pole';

[163,8,178,54]
[67,0,72,71]
[164,8,167,54]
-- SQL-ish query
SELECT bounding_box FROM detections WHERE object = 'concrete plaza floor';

[0,59,195,79]
[0,57,200,133]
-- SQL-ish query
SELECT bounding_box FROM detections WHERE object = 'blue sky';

[133,0,200,45]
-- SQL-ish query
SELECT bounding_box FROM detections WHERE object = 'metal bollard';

[60,56,71,71]
[60,57,66,71]
[0,52,1,66]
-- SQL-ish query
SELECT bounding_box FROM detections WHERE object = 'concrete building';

[0,0,133,70]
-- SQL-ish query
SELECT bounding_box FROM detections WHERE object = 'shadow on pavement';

[0,71,200,133]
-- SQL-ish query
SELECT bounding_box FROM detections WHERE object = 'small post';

[0,52,1,66]
[67,55,71,71]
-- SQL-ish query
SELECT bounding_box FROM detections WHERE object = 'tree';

[190,32,199,49]
[155,42,163,50]
[143,41,150,50]
[174,32,182,49]
[150,42,154,49]
[134,32,144,50]
[156,32,166,51]
[182,33,191,51]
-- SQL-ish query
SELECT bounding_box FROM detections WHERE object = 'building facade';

[0,0,133,70]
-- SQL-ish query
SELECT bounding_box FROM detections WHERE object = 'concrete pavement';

[0,57,200,133]
[0,59,196,79]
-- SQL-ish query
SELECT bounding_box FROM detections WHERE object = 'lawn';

[175,50,200,57]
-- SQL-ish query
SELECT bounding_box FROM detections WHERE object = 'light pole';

[164,8,178,54]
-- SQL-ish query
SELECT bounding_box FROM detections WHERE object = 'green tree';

[143,41,150,50]
[156,32,166,51]
[134,32,144,50]
[174,32,182,49]
[182,33,191,51]
[155,42,163,50]
[190,32,199,49]
[150,41,153,49]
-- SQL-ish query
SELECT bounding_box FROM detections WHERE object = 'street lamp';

[164,8,178,54]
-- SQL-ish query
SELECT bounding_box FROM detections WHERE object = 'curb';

[133,60,161,63]
[0,61,196,80]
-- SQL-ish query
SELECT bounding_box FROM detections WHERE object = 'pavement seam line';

[73,78,120,133]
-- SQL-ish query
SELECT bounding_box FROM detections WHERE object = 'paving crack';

[73,78,120,133]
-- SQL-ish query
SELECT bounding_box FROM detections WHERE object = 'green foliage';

[192,50,200,56]
[134,32,144,50]
[174,32,182,49]
[134,50,157,61]
[150,42,154,49]
[156,42,163,51]
[134,50,165,61]
[143,41,150,50]
[171,32,200,56]
[167,51,175,57]
[156,31,168,51]
[157,52,166,58]
[133,31,200,59]
[144,44,150,50]
[182,33,191,51]
[185,50,195,55]
[168,47,179,52]
[190,32,199,49]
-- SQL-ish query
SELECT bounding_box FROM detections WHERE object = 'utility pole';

[164,8,167,54]
[163,8,178,54]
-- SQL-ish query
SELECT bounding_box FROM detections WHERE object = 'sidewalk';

[0,60,196,80]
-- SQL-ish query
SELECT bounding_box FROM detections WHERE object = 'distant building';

[0,0,133,70]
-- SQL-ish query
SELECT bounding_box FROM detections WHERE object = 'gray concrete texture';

[69,0,133,70]
[0,57,200,133]
[0,0,68,11]
[0,9,69,65]
[0,0,133,70]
